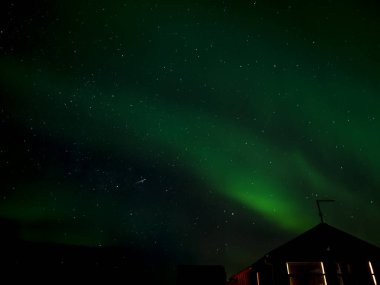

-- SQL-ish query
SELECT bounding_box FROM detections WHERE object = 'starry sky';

[1,0,380,276]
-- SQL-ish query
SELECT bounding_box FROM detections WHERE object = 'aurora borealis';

[1,0,380,276]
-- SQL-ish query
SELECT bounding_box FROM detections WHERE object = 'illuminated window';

[286,262,327,285]
[335,263,344,285]
[256,272,260,285]
[369,261,377,285]
[335,262,353,285]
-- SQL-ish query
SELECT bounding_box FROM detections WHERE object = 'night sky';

[1,0,380,276]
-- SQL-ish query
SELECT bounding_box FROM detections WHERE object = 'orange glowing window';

[369,261,377,285]
[286,262,327,285]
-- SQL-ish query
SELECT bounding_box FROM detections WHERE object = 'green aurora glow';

[1,0,380,275]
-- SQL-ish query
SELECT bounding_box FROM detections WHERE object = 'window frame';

[286,261,328,285]
[369,261,377,285]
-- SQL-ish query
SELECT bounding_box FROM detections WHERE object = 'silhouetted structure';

[228,223,380,285]
[177,265,226,285]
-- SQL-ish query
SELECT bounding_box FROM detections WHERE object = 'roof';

[253,223,380,264]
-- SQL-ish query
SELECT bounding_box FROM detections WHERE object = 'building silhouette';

[228,223,380,285]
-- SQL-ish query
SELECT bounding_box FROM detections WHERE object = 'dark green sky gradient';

[1,0,380,275]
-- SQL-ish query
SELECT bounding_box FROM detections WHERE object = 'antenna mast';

[316,199,335,223]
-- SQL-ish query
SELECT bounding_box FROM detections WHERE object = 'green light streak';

[2,0,380,237]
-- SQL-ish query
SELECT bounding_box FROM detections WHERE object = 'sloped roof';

[254,223,380,264]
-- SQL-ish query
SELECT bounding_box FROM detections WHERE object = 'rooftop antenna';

[316,199,335,223]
